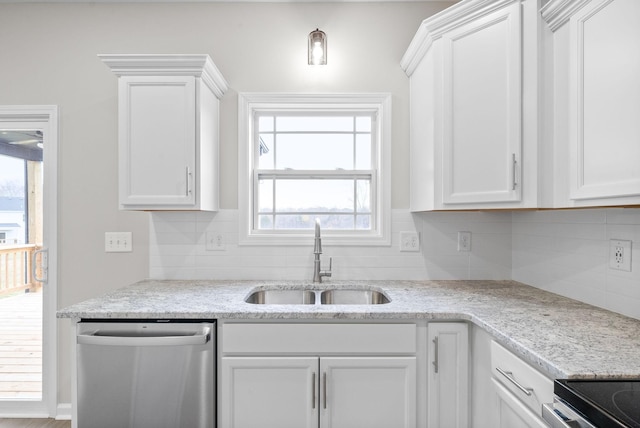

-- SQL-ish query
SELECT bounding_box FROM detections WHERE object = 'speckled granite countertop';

[58,279,640,381]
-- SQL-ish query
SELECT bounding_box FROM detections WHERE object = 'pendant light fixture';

[308,28,327,65]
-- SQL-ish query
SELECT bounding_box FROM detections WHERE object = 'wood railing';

[0,244,39,295]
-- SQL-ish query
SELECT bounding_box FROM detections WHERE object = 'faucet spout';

[314,219,322,254]
[313,219,332,283]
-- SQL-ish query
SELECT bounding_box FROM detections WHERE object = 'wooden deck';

[1,419,69,428]
[0,292,42,399]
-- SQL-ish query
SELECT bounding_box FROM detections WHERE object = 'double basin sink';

[245,287,390,305]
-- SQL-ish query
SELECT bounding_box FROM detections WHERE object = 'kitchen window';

[239,93,391,246]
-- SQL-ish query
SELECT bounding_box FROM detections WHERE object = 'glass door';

[0,106,58,417]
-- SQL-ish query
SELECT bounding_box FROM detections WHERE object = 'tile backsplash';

[512,208,640,320]
[150,207,640,319]
[150,209,512,282]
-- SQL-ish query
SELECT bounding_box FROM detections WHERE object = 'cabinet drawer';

[222,323,417,355]
[491,341,553,417]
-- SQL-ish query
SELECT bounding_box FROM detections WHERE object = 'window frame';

[238,93,391,246]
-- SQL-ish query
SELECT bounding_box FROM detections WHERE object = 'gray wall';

[0,0,452,408]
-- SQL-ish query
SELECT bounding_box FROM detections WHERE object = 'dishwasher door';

[77,320,215,428]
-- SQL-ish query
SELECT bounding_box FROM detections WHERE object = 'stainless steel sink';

[320,289,390,305]
[245,289,316,305]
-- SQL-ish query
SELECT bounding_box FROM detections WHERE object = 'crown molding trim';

[98,54,229,98]
[541,0,592,32]
[401,0,519,76]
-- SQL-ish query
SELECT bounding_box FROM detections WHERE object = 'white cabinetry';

[219,322,418,428]
[441,3,521,205]
[542,0,640,206]
[402,0,543,210]
[493,380,549,428]
[220,357,318,428]
[490,341,552,428]
[100,54,228,211]
[427,323,469,428]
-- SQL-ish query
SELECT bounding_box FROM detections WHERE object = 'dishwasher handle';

[78,327,210,347]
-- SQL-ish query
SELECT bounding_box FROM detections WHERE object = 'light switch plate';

[105,232,132,252]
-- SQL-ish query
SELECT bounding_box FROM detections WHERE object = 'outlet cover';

[400,231,420,252]
[206,231,225,251]
[458,231,471,252]
[609,239,632,271]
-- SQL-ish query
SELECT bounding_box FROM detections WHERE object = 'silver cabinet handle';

[512,153,517,190]
[312,372,316,409]
[186,166,193,196]
[496,367,533,396]
[323,372,327,409]
[78,327,210,347]
[432,336,439,373]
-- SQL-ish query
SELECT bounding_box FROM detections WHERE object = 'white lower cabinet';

[490,341,553,428]
[427,323,469,428]
[320,357,417,428]
[493,379,549,428]
[219,322,419,428]
[220,357,318,428]
[220,356,416,428]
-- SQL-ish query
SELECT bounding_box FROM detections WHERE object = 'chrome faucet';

[313,219,332,283]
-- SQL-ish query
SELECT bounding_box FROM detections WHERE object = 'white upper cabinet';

[543,0,640,206]
[100,54,228,211]
[442,2,522,205]
[402,0,543,210]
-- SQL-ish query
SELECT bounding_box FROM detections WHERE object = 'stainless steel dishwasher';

[77,320,215,428]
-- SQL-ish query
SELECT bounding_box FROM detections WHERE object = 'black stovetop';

[555,379,640,428]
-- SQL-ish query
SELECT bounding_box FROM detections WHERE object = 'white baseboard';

[56,403,72,420]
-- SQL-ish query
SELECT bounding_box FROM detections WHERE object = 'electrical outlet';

[206,231,225,251]
[458,231,471,252]
[105,232,132,252]
[609,239,632,271]
[400,231,420,252]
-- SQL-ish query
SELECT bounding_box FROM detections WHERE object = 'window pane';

[258,215,274,230]
[274,214,315,229]
[355,134,371,170]
[258,178,273,212]
[277,116,353,132]
[356,215,371,230]
[274,214,355,230]
[356,116,371,132]
[356,179,371,213]
[276,134,353,170]
[258,134,274,169]
[274,179,354,213]
[259,116,274,132]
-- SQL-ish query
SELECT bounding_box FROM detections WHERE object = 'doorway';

[0,106,58,418]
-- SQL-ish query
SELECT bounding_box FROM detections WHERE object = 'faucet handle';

[321,257,332,278]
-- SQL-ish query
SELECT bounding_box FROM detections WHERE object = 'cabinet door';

[220,357,319,428]
[119,75,196,208]
[427,323,469,428]
[492,379,549,428]
[569,0,640,200]
[320,357,417,428]
[441,2,522,205]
